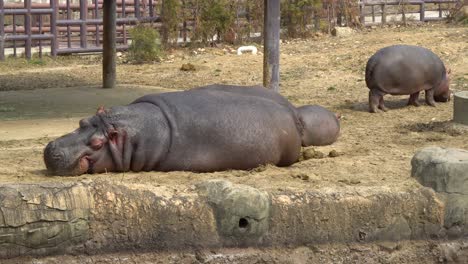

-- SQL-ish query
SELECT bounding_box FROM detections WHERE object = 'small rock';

[291,173,310,181]
[303,148,325,160]
[331,27,354,37]
[338,179,361,185]
[329,150,340,157]
[412,147,468,194]
[378,242,400,253]
[180,63,196,71]
[350,179,361,185]
[438,242,463,263]
[349,244,371,253]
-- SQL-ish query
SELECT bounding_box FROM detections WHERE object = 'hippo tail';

[297,105,340,147]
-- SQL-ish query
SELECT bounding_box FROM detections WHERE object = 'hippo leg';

[378,97,388,112]
[425,89,436,107]
[407,92,421,107]
[369,89,387,113]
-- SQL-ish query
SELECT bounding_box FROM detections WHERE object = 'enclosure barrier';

[454,91,468,126]
[359,0,459,25]
[0,0,160,60]
[0,179,450,259]
[0,0,461,60]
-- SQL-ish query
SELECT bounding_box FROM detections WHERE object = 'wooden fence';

[0,0,463,60]
[359,0,459,25]
[0,0,160,60]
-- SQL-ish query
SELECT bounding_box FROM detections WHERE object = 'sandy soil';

[0,23,467,194]
[5,239,468,264]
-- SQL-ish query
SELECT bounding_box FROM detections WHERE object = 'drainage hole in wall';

[239,217,249,229]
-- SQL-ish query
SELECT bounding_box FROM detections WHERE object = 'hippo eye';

[79,119,90,128]
[90,138,104,150]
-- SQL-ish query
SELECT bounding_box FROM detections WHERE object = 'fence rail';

[0,0,461,60]
[0,0,160,60]
[359,0,459,25]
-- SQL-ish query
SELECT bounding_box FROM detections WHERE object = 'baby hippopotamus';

[365,45,451,113]
[44,84,340,176]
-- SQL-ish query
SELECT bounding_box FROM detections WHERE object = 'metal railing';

[0,0,462,60]
[358,0,459,25]
[0,0,160,60]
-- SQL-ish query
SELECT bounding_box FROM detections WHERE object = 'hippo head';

[434,69,451,102]
[44,108,124,176]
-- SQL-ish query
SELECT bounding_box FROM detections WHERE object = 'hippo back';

[132,84,303,172]
[365,45,447,95]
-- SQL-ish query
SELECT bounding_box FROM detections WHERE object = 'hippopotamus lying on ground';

[365,45,451,113]
[44,84,340,176]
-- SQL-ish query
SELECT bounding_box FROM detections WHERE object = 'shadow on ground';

[0,85,174,120]
[338,98,411,112]
[400,120,468,136]
[0,72,97,91]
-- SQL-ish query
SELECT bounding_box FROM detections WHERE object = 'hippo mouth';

[79,156,95,174]
[434,96,450,102]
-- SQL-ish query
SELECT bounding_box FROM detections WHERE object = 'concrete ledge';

[412,147,468,238]
[454,91,468,126]
[0,179,446,259]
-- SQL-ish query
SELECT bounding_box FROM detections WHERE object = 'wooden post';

[313,10,320,30]
[263,0,280,92]
[372,5,375,22]
[359,3,365,24]
[50,0,57,58]
[80,0,88,49]
[134,0,141,18]
[420,3,425,22]
[402,3,406,25]
[0,0,5,61]
[25,0,32,59]
[438,3,442,18]
[381,4,386,25]
[103,0,116,88]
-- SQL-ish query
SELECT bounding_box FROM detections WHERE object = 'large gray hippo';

[365,45,450,113]
[44,84,340,176]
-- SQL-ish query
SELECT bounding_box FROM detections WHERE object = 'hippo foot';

[379,106,388,112]
[407,101,421,107]
[369,107,379,113]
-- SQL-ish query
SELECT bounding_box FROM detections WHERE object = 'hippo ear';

[106,128,120,145]
[96,106,106,114]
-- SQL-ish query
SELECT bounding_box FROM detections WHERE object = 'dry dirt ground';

[0,23,467,263]
[5,240,468,264]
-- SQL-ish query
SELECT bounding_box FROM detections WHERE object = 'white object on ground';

[237,46,258,55]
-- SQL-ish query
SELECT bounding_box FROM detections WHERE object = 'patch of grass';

[128,24,162,63]
[28,58,46,66]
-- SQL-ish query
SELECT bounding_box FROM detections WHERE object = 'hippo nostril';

[44,141,68,173]
[52,152,62,160]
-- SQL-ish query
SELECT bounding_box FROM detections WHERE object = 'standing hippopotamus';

[365,45,450,113]
[44,84,340,176]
